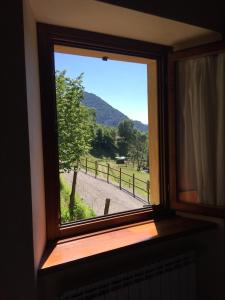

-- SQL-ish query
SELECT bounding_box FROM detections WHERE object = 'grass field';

[60,175,96,223]
[80,155,150,201]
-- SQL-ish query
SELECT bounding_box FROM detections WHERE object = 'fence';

[80,158,150,203]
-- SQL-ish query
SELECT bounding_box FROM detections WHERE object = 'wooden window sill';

[39,216,216,275]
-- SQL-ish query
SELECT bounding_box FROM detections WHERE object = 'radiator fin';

[60,251,196,300]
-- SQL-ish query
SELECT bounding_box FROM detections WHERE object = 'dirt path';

[63,171,148,217]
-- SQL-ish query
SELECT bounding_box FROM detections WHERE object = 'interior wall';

[2,1,36,299]
[23,0,46,271]
[98,0,225,34]
[28,0,221,49]
[19,2,225,300]
[177,212,225,299]
[39,226,224,300]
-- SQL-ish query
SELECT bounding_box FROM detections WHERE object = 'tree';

[129,131,148,171]
[101,127,117,157]
[91,125,117,158]
[56,70,93,219]
[118,119,134,141]
[95,127,103,147]
[117,119,135,156]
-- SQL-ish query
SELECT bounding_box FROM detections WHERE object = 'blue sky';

[54,52,148,124]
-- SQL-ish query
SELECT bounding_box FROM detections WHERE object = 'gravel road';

[63,171,148,217]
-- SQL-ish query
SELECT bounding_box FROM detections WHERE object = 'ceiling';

[28,0,222,50]
[98,0,225,34]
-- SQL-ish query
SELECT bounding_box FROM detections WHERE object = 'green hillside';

[83,92,148,132]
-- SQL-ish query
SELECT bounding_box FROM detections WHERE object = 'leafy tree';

[91,125,117,158]
[101,127,117,156]
[118,119,134,141]
[95,127,103,146]
[129,131,148,170]
[117,119,148,169]
[117,119,135,156]
[56,70,94,219]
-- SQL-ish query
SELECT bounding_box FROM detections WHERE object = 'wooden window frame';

[37,23,171,241]
[168,40,225,218]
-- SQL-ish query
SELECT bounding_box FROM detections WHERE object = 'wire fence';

[80,158,150,203]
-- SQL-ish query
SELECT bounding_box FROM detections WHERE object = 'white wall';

[29,0,221,49]
[23,0,46,271]
[177,212,225,299]
[22,3,225,299]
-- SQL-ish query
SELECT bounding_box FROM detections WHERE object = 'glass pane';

[54,48,151,224]
[176,54,225,207]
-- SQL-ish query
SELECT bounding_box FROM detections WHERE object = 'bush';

[60,175,96,223]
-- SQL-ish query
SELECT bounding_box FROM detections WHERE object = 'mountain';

[83,92,148,132]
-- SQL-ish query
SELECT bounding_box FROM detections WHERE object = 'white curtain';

[176,53,225,206]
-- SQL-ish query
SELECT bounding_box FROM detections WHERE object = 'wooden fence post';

[104,198,110,215]
[133,174,135,197]
[119,168,122,190]
[147,180,150,203]
[107,163,110,183]
[95,161,98,178]
[85,157,88,174]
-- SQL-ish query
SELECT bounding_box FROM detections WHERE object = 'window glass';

[176,54,225,207]
[54,49,151,224]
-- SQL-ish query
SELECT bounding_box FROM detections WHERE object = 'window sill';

[39,215,216,275]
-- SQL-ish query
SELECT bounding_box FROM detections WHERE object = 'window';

[37,23,170,240]
[168,41,225,218]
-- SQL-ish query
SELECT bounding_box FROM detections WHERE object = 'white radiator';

[60,251,196,300]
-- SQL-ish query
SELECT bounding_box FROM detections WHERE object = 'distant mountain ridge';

[83,92,148,132]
